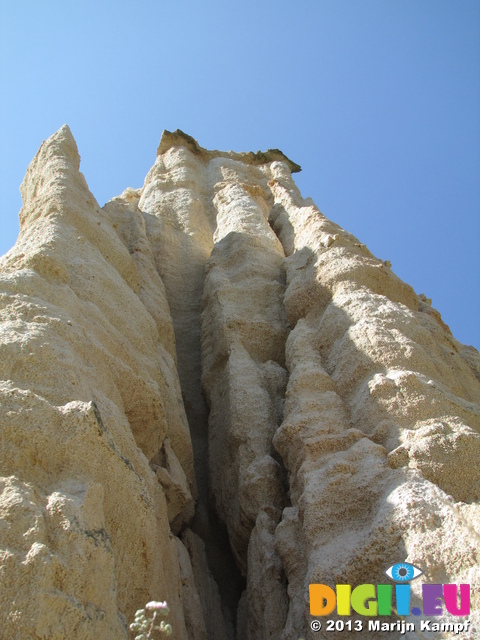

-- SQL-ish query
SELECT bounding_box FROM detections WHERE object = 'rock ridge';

[157,128,302,173]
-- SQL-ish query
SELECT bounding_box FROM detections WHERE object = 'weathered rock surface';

[1,127,479,639]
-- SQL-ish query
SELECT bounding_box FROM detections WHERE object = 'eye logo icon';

[385,562,423,582]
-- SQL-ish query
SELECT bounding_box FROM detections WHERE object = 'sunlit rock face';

[1,127,479,640]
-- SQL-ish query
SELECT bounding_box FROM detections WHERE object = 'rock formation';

[1,126,479,639]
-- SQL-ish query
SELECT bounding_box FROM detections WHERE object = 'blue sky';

[1,1,479,348]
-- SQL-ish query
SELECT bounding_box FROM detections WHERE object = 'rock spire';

[1,127,479,639]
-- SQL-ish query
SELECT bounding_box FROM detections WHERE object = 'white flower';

[145,600,169,612]
[131,600,172,637]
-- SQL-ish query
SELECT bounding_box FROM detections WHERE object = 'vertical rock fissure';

[138,144,247,638]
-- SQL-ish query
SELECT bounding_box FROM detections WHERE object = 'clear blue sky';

[1,1,479,348]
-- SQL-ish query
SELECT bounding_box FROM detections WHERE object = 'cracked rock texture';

[1,126,479,640]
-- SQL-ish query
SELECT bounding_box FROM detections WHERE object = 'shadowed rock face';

[1,126,479,640]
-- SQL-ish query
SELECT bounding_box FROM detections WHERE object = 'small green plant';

[129,601,172,639]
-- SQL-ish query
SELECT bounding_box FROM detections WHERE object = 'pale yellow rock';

[1,127,479,640]
[0,127,193,639]
[268,160,480,639]
[175,536,209,640]
[151,436,194,533]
